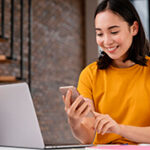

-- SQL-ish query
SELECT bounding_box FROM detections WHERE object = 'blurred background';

[0,0,149,145]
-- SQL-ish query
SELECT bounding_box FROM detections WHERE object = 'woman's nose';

[103,35,113,46]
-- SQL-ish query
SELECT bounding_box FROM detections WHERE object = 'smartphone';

[59,86,80,104]
[59,86,94,117]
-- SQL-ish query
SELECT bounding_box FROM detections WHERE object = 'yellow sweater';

[77,57,150,144]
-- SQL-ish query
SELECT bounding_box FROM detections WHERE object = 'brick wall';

[0,0,85,144]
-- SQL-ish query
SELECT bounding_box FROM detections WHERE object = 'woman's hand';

[63,89,92,128]
[94,112,121,135]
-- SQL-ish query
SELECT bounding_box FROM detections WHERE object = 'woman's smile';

[106,46,119,53]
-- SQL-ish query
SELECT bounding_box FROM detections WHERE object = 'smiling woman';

[95,10,138,67]
[95,0,149,69]
[63,0,150,145]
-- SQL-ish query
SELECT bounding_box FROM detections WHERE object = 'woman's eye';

[111,31,119,34]
[97,33,103,37]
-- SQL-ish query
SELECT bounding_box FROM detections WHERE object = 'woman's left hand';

[93,112,121,135]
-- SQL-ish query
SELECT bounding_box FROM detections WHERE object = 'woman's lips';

[107,46,118,53]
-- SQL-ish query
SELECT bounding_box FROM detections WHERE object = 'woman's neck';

[112,59,135,68]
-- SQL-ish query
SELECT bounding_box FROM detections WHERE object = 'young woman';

[63,0,150,144]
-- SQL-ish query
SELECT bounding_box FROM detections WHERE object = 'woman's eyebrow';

[95,28,102,31]
[95,25,120,31]
[108,25,120,30]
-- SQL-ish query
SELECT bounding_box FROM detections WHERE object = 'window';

[131,0,149,39]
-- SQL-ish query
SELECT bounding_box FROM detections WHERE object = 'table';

[0,146,85,150]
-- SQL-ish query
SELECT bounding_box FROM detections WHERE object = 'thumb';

[62,95,65,102]
[93,111,101,117]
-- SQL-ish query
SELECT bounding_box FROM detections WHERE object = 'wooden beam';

[0,55,12,63]
[0,76,17,82]
[0,36,8,42]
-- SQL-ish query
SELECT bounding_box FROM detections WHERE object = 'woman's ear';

[131,21,139,36]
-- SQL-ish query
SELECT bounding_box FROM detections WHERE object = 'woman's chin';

[107,54,120,60]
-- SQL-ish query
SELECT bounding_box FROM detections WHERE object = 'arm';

[68,116,95,144]
[93,112,150,143]
[119,125,150,143]
[64,90,95,144]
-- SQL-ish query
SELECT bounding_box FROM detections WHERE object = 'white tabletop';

[0,147,86,150]
[0,147,37,150]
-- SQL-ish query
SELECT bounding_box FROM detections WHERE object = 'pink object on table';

[85,145,150,150]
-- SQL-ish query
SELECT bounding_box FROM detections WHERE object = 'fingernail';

[88,103,92,107]
[79,96,83,99]
[91,127,95,130]
[67,90,70,94]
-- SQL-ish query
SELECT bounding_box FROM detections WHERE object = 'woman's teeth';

[107,46,118,52]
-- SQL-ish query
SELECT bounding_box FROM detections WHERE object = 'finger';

[101,122,113,135]
[97,119,109,133]
[66,96,84,118]
[76,101,89,116]
[70,95,84,111]
[93,111,102,118]
[62,95,65,102]
[96,119,110,134]
[94,115,104,129]
[65,90,72,108]
[83,98,95,111]
[80,105,92,118]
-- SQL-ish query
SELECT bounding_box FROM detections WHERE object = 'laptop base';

[45,144,93,149]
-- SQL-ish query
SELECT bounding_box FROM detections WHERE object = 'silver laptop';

[0,83,91,149]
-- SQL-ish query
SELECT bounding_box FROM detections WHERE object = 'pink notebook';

[85,145,150,150]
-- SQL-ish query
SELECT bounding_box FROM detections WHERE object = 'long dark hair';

[95,0,150,69]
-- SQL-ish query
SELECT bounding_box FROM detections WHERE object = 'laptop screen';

[0,83,44,148]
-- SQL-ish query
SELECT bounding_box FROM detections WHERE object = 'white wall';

[133,0,149,39]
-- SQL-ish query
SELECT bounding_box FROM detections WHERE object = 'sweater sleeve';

[77,65,94,100]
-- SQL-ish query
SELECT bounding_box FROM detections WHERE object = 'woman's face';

[95,10,138,61]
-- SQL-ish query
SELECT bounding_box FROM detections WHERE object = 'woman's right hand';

[63,89,92,129]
